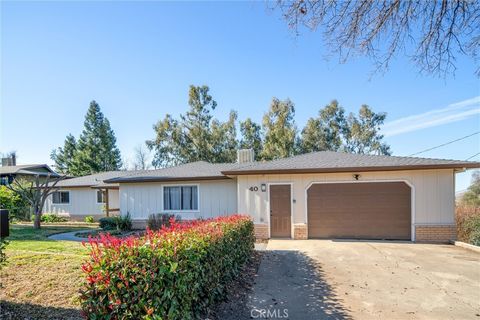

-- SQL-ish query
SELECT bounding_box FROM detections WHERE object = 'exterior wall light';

[353,174,360,180]
[261,183,267,192]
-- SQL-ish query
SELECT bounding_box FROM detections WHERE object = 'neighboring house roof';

[221,151,480,175]
[56,171,135,188]
[0,164,58,177]
[104,161,242,183]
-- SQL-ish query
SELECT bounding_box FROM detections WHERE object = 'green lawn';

[1,224,97,319]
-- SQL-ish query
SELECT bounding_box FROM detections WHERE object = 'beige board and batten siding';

[237,169,455,226]
[119,179,238,220]
[44,188,119,218]
[108,189,120,209]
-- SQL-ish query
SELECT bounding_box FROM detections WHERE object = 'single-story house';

[44,150,480,242]
[43,171,136,221]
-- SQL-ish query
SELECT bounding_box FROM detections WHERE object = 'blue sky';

[1,1,479,191]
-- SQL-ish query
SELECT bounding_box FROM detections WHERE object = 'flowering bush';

[80,214,254,319]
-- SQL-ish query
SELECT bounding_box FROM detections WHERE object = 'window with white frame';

[163,185,198,211]
[52,191,70,204]
[97,190,106,204]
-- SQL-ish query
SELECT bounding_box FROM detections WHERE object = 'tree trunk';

[33,207,41,229]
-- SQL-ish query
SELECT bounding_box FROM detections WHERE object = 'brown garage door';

[307,182,411,240]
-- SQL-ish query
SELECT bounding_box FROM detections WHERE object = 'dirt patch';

[205,251,263,319]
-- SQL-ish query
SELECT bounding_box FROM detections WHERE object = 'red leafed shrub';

[80,215,254,319]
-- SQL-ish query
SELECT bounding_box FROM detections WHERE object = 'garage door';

[307,182,411,240]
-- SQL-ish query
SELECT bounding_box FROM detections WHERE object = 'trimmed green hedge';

[99,214,132,231]
[80,215,254,319]
[32,213,68,223]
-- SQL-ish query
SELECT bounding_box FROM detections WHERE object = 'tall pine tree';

[50,134,77,175]
[51,100,122,176]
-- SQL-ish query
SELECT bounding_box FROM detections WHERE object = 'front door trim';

[304,179,415,241]
[267,182,293,239]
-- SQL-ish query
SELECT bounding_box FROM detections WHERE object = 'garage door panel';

[307,182,411,240]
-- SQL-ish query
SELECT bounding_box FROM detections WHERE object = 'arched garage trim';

[304,179,415,241]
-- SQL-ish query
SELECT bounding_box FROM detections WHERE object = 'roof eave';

[90,185,120,189]
[105,175,232,183]
[221,163,480,175]
[53,185,94,188]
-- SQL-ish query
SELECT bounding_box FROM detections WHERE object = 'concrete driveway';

[246,240,480,320]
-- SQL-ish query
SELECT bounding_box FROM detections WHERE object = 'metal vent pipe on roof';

[237,149,255,163]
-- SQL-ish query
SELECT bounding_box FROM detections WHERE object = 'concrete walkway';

[48,229,97,242]
[254,242,268,251]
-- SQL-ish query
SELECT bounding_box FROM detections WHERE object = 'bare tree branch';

[6,174,67,229]
[273,0,480,77]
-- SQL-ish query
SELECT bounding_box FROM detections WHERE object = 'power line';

[408,131,480,156]
[465,152,480,161]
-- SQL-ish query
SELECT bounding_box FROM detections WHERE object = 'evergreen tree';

[239,118,262,160]
[98,118,123,170]
[261,98,297,160]
[50,134,77,174]
[52,100,122,176]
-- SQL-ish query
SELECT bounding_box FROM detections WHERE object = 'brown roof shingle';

[221,151,480,175]
[104,161,242,183]
[56,171,136,188]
